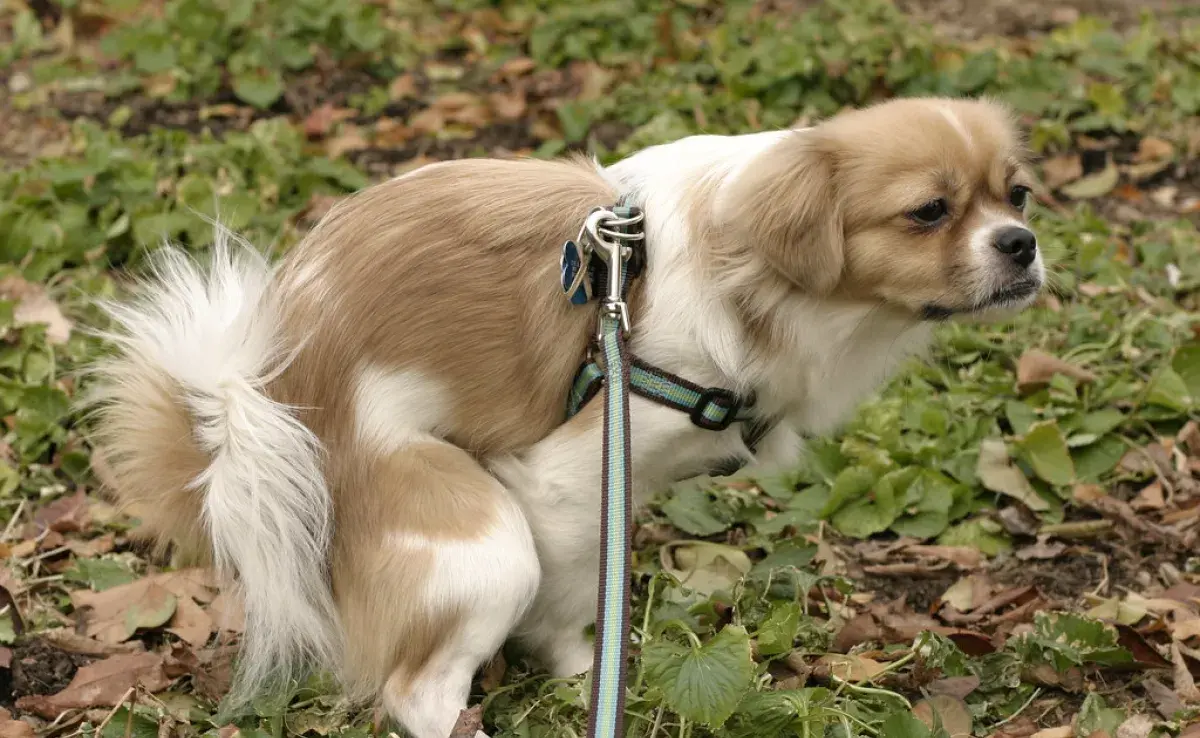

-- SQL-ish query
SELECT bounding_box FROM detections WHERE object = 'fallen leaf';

[167,595,213,648]
[660,541,751,596]
[0,277,73,344]
[1130,481,1165,512]
[904,545,982,569]
[1041,154,1083,190]
[989,715,1038,737]
[207,591,245,634]
[34,490,90,533]
[1172,618,1200,643]
[488,89,527,120]
[1173,640,1200,701]
[1061,159,1119,200]
[1135,137,1175,162]
[1017,350,1097,393]
[449,705,483,738]
[977,439,1049,512]
[40,628,146,656]
[1017,539,1068,560]
[15,652,169,718]
[1115,714,1154,738]
[912,695,972,737]
[1143,677,1185,719]
[303,103,338,138]
[324,125,369,158]
[928,675,981,699]
[72,580,178,643]
[0,720,35,738]
[813,654,884,682]
[388,73,417,100]
[1030,728,1073,738]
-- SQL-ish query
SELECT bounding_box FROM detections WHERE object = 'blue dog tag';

[561,240,592,305]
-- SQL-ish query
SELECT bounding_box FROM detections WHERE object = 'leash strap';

[587,311,633,738]
[568,354,758,432]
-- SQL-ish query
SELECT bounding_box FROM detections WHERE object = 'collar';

[560,199,777,452]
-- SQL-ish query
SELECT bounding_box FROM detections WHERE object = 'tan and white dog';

[87,96,1042,738]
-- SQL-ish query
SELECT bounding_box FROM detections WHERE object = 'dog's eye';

[909,199,948,226]
[1009,185,1031,209]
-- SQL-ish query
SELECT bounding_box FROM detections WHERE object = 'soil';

[4,640,88,707]
[896,0,1184,39]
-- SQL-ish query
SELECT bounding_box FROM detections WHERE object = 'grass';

[1,0,1199,736]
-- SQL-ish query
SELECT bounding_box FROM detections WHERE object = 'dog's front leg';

[494,397,744,677]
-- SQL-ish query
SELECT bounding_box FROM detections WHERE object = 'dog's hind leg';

[332,439,540,738]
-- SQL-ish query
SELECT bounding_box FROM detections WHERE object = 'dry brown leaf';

[302,103,348,139]
[988,715,1038,737]
[488,89,527,121]
[905,545,982,569]
[0,720,35,738]
[1115,714,1154,738]
[928,675,981,700]
[72,580,178,643]
[1041,154,1083,190]
[1173,640,1200,702]
[1130,481,1165,512]
[1016,539,1068,560]
[912,695,972,737]
[15,652,169,718]
[324,125,369,158]
[168,595,213,648]
[1030,728,1073,738]
[388,73,417,100]
[40,628,145,656]
[0,277,73,345]
[1016,349,1097,393]
[1135,137,1175,162]
[33,489,89,533]
[1143,677,1185,720]
[208,591,245,634]
[813,654,884,682]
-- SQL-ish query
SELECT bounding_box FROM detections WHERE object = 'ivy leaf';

[1146,366,1192,412]
[643,625,756,729]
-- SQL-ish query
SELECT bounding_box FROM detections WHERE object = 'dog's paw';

[548,639,594,678]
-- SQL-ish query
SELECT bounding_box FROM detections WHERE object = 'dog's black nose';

[993,226,1037,268]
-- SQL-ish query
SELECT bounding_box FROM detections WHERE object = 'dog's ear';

[720,133,844,295]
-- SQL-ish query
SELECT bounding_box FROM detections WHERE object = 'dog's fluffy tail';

[84,226,338,703]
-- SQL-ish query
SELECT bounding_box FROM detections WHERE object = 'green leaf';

[662,480,730,536]
[976,438,1049,511]
[1146,366,1192,412]
[1076,693,1126,737]
[1078,408,1125,436]
[64,558,138,591]
[1172,343,1200,400]
[1060,160,1118,199]
[820,465,877,517]
[938,517,1012,556]
[879,711,933,738]
[1073,435,1127,481]
[643,625,756,728]
[232,67,284,109]
[1017,421,1076,487]
[755,601,802,657]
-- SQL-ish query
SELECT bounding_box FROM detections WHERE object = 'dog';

[86,96,1042,738]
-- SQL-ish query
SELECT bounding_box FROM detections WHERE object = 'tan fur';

[333,441,502,697]
[86,364,211,564]
[269,156,621,458]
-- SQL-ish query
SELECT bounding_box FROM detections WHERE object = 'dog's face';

[724,97,1042,319]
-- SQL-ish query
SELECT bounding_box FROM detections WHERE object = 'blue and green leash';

[560,202,764,738]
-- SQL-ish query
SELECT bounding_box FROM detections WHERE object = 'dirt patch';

[895,0,1182,38]
[7,640,89,708]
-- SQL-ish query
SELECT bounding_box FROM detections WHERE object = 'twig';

[93,686,136,738]
[1039,519,1113,538]
[990,687,1042,730]
[1,499,26,541]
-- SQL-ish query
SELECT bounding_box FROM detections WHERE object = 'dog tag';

[560,239,593,305]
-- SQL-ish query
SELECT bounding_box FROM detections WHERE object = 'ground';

[0,0,1199,737]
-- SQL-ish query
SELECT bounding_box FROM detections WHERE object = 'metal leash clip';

[584,208,641,336]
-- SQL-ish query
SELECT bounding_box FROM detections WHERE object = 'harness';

[561,199,773,738]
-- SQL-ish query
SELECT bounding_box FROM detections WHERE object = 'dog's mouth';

[920,279,1042,322]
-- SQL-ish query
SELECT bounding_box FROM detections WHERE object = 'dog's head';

[722,97,1042,320]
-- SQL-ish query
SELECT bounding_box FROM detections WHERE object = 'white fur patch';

[353,366,450,453]
[939,106,973,150]
[96,227,339,703]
